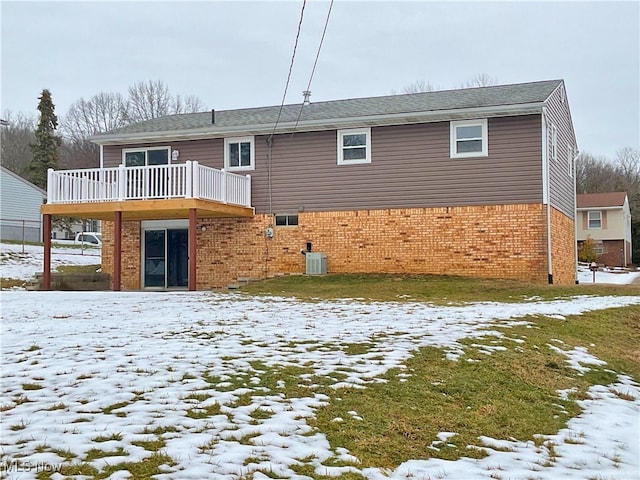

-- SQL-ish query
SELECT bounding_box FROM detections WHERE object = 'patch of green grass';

[131,438,166,451]
[56,264,101,273]
[137,425,179,436]
[310,305,640,469]
[50,447,78,461]
[71,417,93,423]
[249,407,273,421]
[185,403,221,419]
[36,451,176,480]
[36,462,97,480]
[9,420,27,431]
[98,452,176,479]
[92,432,123,442]
[101,401,130,415]
[22,382,44,390]
[183,391,211,402]
[238,273,639,304]
[84,447,127,461]
[0,277,27,289]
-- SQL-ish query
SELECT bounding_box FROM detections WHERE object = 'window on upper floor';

[567,145,574,177]
[588,210,602,229]
[450,119,488,158]
[337,128,371,165]
[123,147,170,167]
[224,136,255,171]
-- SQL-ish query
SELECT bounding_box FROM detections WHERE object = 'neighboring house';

[41,79,578,290]
[52,219,101,241]
[576,192,632,267]
[0,166,46,242]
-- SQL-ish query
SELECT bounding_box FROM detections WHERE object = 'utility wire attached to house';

[266,0,307,217]
[292,0,334,134]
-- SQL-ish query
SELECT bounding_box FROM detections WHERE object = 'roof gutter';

[91,102,545,146]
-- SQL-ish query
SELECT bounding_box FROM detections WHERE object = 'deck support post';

[189,208,197,291]
[113,211,122,291]
[42,214,52,291]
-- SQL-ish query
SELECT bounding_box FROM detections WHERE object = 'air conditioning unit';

[305,252,327,275]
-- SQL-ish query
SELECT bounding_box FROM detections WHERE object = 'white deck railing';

[47,161,251,208]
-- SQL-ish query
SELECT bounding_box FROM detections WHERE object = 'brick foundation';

[100,203,577,289]
[549,207,577,284]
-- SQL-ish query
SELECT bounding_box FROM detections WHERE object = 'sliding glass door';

[143,228,188,288]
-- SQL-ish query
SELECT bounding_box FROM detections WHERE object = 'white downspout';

[573,148,579,282]
[542,107,553,283]
[99,144,104,169]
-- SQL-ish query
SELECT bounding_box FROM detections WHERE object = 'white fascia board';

[92,102,544,146]
[576,206,625,211]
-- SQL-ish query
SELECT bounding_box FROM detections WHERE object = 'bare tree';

[127,80,205,123]
[400,79,435,94]
[174,94,206,115]
[458,73,498,89]
[575,152,619,194]
[62,92,129,144]
[0,110,37,175]
[127,80,173,123]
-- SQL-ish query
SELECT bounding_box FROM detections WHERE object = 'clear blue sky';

[1,1,638,159]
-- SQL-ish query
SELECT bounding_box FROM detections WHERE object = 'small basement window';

[275,215,299,226]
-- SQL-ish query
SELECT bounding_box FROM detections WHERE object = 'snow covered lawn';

[1,291,639,480]
[0,242,100,282]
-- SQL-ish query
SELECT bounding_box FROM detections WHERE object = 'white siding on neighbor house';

[576,207,627,241]
[0,167,46,242]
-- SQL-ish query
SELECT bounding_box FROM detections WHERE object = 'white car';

[74,232,102,246]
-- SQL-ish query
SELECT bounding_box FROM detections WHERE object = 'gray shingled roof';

[94,79,562,140]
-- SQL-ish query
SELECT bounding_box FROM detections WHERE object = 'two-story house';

[41,79,578,290]
[577,192,632,267]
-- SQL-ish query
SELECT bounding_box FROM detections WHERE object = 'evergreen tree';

[28,89,61,189]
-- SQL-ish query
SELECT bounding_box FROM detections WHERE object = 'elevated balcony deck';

[42,161,254,221]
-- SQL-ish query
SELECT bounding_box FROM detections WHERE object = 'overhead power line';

[293,0,334,132]
[270,0,307,141]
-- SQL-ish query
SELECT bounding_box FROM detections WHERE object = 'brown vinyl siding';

[545,83,577,218]
[104,114,543,215]
[103,140,225,169]
[255,115,543,214]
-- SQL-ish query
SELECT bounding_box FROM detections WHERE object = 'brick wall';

[101,220,142,290]
[101,203,574,289]
[599,239,625,267]
[549,206,577,284]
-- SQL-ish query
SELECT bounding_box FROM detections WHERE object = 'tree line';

[1,80,205,180]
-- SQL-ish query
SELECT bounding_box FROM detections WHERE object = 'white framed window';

[450,119,488,158]
[588,210,602,229]
[123,147,170,167]
[224,136,255,171]
[275,214,299,227]
[550,124,557,162]
[337,128,371,165]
